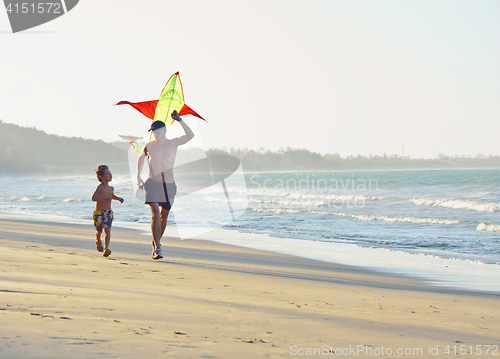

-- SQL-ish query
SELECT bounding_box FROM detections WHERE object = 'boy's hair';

[96,165,109,182]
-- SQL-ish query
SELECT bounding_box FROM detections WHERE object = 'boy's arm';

[91,185,109,202]
[136,145,147,189]
[171,110,194,146]
[111,187,124,203]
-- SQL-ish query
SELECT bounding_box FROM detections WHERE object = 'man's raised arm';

[172,110,194,146]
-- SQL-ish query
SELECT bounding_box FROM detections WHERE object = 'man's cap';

[148,120,166,132]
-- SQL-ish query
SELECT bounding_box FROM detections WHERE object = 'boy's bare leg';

[95,231,102,247]
[104,228,111,250]
[102,228,112,257]
[149,203,161,250]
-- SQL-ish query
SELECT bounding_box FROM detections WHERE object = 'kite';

[115,72,206,132]
[130,141,142,155]
[118,74,239,221]
[118,134,142,142]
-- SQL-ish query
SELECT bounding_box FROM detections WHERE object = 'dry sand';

[0,218,499,358]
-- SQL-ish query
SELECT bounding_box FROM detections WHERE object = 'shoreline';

[1,210,500,294]
[1,218,499,358]
[2,166,500,177]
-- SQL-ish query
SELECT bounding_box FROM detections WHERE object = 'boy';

[92,165,124,257]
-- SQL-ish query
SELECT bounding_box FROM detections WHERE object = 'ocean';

[1,168,499,292]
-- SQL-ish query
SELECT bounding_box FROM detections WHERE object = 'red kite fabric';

[115,100,205,121]
[115,100,158,120]
[115,72,206,124]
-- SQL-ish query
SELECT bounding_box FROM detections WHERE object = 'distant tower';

[402,142,405,157]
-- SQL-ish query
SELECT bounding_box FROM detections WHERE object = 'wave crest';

[411,197,499,212]
[63,198,82,203]
[311,211,460,225]
[250,208,460,225]
[476,223,500,232]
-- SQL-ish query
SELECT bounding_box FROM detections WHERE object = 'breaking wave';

[199,186,386,201]
[63,198,82,203]
[251,208,460,225]
[204,196,328,207]
[252,208,303,214]
[410,198,500,212]
[476,223,500,232]
[311,211,460,225]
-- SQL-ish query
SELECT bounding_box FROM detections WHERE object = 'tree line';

[0,121,127,173]
[1,121,499,173]
[207,147,500,171]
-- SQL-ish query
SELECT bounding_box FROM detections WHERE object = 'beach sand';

[0,218,499,358]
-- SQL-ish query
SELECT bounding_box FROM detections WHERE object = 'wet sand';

[0,218,499,358]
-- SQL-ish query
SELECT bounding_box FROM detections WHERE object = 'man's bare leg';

[149,203,161,250]
[160,207,170,239]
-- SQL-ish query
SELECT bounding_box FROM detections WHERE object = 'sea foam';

[251,207,460,225]
[310,211,460,225]
[411,197,499,212]
[200,186,387,201]
[476,223,500,232]
[63,198,82,203]
[204,196,328,207]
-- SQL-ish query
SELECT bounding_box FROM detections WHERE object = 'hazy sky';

[1,0,499,158]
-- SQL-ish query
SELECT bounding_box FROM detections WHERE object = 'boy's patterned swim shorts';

[93,209,113,232]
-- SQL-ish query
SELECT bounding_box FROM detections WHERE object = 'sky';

[1,0,499,158]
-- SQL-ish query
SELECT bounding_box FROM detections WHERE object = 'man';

[136,110,194,260]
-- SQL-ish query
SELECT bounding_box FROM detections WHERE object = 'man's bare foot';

[103,248,112,257]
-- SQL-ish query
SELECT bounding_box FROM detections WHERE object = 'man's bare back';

[144,137,178,183]
[137,110,194,186]
[135,110,194,260]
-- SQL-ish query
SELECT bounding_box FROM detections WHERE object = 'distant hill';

[0,121,128,173]
[207,147,500,171]
[1,120,499,174]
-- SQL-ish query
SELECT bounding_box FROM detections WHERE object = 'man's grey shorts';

[144,179,177,210]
